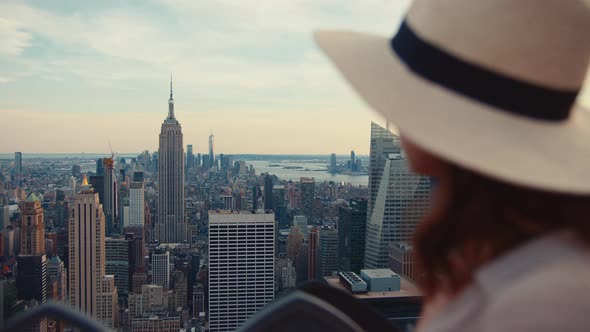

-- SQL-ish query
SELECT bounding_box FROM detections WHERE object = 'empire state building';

[156,78,186,243]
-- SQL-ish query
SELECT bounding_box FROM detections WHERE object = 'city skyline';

[0,0,414,155]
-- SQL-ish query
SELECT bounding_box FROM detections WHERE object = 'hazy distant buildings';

[208,211,275,332]
[156,78,186,243]
[329,153,337,173]
[186,144,195,170]
[338,198,368,273]
[364,122,432,269]
[69,176,118,328]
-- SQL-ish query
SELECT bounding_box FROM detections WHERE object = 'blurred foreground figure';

[315,0,590,331]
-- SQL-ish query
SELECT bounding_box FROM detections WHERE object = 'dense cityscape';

[0,82,431,332]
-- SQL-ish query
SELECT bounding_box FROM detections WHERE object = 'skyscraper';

[364,122,432,269]
[273,185,288,228]
[300,177,315,223]
[263,174,273,211]
[329,153,337,173]
[129,178,145,227]
[186,144,195,170]
[103,157,118,235]
[47,256,68,302]
[16,254,47,305]
[106,237,132,297]
[308,227,319,280]
[208,131,215,169]
[338,198,368,273]
[252,185,259,210]
[69,176,118,328]
[19,193,45,255]
[156,78,186,243]
[152,250,171,289]
[208,210,275,332]
[14,152,22,176]
[16,192,47,331]
[318,226,338,278]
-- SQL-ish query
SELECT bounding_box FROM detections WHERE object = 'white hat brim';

[315,30,590,194]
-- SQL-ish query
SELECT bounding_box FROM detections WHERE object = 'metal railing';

[3,302,112,332]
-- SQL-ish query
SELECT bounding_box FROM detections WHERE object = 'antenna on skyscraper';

[108,140,115,158]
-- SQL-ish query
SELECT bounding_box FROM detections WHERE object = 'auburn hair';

[414,163,590,299]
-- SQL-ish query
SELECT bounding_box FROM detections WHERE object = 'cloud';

[0,18,32,56]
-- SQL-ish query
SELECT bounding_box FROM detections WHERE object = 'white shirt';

[419,230,590,332]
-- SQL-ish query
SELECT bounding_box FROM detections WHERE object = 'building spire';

[168,74,175,119]
[170,73,173,100]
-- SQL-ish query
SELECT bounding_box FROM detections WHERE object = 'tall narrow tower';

[156,77,186,243]
[208,130,215,169]
[19,193,45,255]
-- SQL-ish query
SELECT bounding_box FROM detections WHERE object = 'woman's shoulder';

[477,238,590,331]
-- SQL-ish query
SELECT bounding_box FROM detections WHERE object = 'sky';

[1,0,590,155]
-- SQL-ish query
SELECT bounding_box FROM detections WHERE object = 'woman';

[315,0,590,330]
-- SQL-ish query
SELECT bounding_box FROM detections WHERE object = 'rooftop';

[324,275,421,299]
[361,268,398,279]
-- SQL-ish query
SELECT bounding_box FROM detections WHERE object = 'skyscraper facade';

[19,193,45,255]
[273,185,287,228]
[14,152,22,176]
[338,198,367,273]
[263,174,273,211]
[329,153,337,173]
[318,226,338,278]
[364,122,432,269]
[186,144,195,170]
[152,250,171,289]
[103,157,118,236]
[208,210,275,332]
[106,237,131,297]
[156,79,186,243]
[307,227,319,280]
[69,176,118,328]
[300,177,315,223]
[129,180,145,226]
[208,132,215,169]
[47,256,68,302]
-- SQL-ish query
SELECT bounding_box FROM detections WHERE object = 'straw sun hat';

[315,0,590,194]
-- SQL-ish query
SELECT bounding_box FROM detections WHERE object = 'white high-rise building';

[129,181,145,226]
[208,210,275,332]
[69,175,118,328]
[156,77,186,243]
[152,250,171,289]
[364,123,432,269]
